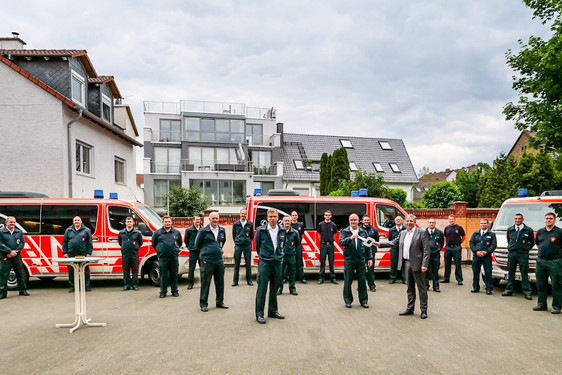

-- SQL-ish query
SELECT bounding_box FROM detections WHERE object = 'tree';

[423,181,463,208]
[319,152,330,196]
[166,184,210,217]
[478,153,518,208]
[329,170,389,198]
[329,147,350,192]
[386,188,407,207]
[454,163,490,208]
[503,1,562,152]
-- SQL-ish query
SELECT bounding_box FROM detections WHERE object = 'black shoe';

[533,305,547,311]
[421,311,428,319]
[256,316,266,324]
[369,286,376,292]
[68,288,75,293]
[268,312,285,319]
[502,291,513,297]
[187,284,193,290]
[318,279,324,285]
[301,279,308,284]
[551,309,561,314]
[361,302,369,309]
[389,280,396,284]
[345,303,352,308]
[441,279,450,283]
[216,303,229,309]
[290,290,298,296]
[172,291,179,297]
[399,310,414,316]
[19,291,30,296]
[247,281,254,286]
[486,290,492,295]
[231,282,238,287]
[471,289,480,293]
[159,293,166,298]
[525,295,532,300]
[434,288,441,293]
[133,286,139,291]
[201,306,208,312]
[457,282,463,286]
[85,287,92,292]
[330,279,339,285]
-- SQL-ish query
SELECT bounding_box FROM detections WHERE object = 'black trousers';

[233,244,252,283]
[122,255,139,288]
[255,259,281,318]
[0,254,27,295]
[200,260,225,308]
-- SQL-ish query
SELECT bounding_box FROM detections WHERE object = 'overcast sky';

[3,0,548,174]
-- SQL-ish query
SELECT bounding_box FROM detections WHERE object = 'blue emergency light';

[518,188,528,197]
[109,192,118,199]
[94,189,104,199]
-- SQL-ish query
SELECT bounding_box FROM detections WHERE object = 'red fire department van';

[246,193,408,270]
[0,197,188,289]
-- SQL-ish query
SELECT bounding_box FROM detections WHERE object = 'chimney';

[0,32,27,50]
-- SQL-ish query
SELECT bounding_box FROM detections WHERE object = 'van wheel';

[7,267,29,291]
[147,260,160,286]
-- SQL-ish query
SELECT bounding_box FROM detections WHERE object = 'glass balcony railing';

[149,160,277,175]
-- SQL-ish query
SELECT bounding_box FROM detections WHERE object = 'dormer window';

[101,94,112,123]
[340,139,353,148]
[379,141,392,150]
[71,70,85,106]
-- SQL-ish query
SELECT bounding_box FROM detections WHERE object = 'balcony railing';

[149,160,277,175]
[143,100,276,119]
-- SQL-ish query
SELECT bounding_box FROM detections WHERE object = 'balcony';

[149,160,278,175]
[143,100,276,119]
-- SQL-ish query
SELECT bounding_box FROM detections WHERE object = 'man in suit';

[378,214,430,319]
[388,216,406,284]
[254,208,286,324]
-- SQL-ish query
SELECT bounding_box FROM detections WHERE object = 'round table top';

[54,257,103,264]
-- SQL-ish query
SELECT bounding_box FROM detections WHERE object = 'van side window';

[108,205,144,232]
[255,202,314,229]
[376,204,404,229]
[0,205,41,233]
[316,203,367,230]
[41,205,98,235]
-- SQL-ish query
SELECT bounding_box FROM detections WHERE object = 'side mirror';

[138,222,153,236]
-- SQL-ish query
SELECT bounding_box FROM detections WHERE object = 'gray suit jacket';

[381,227,430,271]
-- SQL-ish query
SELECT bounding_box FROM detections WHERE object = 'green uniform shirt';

[469,229,496,255]
[118,228,143,257]
[536,225,562,260]
[62,225,93,255]
[0,227,25,255]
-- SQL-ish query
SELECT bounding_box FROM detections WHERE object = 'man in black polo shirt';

[502,213,534,300]
[533,212,562,314]
[317,210,338,285]
[442,215,466,285]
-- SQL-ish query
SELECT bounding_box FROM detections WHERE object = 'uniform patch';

[552,236,557,243]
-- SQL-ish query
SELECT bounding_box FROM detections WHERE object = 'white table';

[54,257,106,333]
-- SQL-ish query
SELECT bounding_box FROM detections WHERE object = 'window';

[375,204,404,229]
[316,203,367,232]
[107,205,146,233]
[389,163,401,173]
[184,117,245,143]
[71,70,85,106]
[41,205,98,234]
[101,94,112,123]
[154,180,179,210]
[340,139,353,148]
[189,147,240,170]
[373,163,383,172]
[379,141,392,150]
[247,124,263,145]
[0,205,41,234]
[154,147,181,173]
[159,119,181,142]
[294,160,304,170]
[76,141,92,175]
[255,202,314,229]
[251,150,272,174]
[191,179,246,205]
[349,162,358,171]
[254,181,274,196]
[114,157,125,184]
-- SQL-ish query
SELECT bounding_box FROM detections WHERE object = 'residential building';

[143,100,282,213]
[507,130,538,160]
[281,133,418,200]
[0,33,141,200]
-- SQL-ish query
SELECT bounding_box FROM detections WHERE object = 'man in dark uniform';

[232,209,254,287]
[502,213,534,300]
[195,211,228,312]
[317,210,338,285]
[291,211,307,284]
[118,216,143,291]
[533,212,562,314]
[340,214,373,308]
[278,216,299,296]
[389,215,406,284]
[361,215,379,292]
[62,216,93,293]
[184,215,202,290]
[469,218,496,295]
[443,215,466,286]
[0,216,29,298]
[425,218,444,292]
[254,208,286,324]
[152,215,182,298]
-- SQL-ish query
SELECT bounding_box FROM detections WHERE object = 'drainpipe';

[67,109,83,198]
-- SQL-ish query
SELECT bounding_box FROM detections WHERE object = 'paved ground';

[1,264,562,375]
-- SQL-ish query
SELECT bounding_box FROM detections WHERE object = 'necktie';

[516,226,520,239]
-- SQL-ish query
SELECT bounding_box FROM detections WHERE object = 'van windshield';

[492,202,562,231]
[135,204,163,229]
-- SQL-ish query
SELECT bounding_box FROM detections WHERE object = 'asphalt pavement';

[1,264,561,375]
